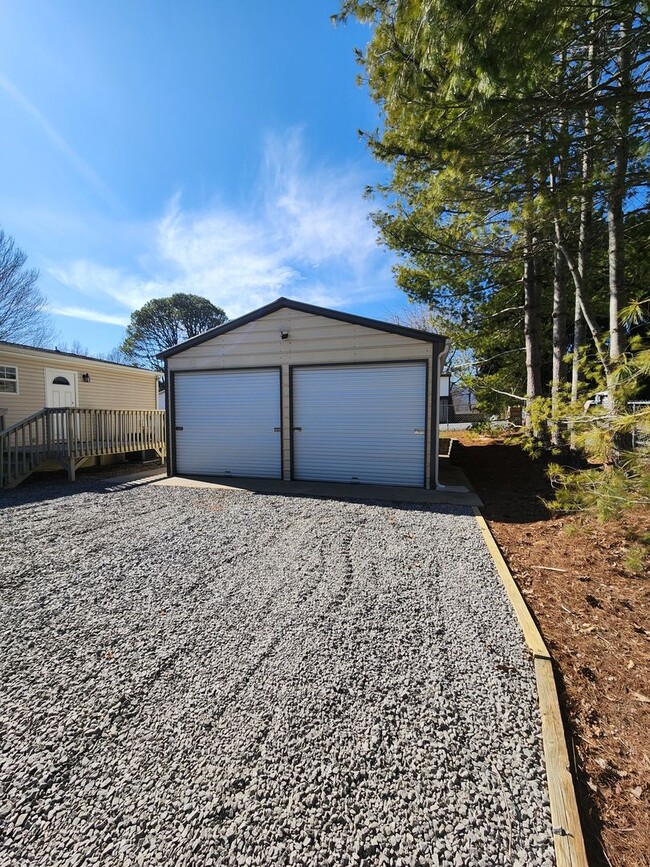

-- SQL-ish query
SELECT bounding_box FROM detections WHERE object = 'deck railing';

[1,407,166,488]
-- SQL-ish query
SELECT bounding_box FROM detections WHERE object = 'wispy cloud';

[49,306,130,327]
[0,71,119,210]
[263,130,378,269]
[48,129,393,323]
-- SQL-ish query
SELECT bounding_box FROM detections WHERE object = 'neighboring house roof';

[0,340,158,375]
[157,296,448,360]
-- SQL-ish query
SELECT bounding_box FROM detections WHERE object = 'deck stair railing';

[0,407,166,489]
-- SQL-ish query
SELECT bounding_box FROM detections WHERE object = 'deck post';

[66,408,75,481]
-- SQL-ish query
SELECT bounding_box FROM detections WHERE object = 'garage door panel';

[174,370,281,478]
[292,363,426,487]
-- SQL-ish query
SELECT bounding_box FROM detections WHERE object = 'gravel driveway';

[1,481,555,867]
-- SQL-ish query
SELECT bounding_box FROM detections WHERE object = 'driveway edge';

[472,506,589,867]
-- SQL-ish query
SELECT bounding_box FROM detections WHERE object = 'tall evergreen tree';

[336,0,650,424]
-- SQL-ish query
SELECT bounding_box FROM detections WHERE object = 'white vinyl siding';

[0,348,158,429]
[0,365,18,394]
[292,363,427,487]
[173,369,281,478]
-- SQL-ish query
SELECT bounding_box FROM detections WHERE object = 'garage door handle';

[175,426,184,431]
[413,429,425,434]
[274,427,281,432]
[292,426,302,432]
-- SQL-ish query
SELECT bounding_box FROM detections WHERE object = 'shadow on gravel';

[248,490,473,515]
[1,477,473,517]
[0,475,162,510]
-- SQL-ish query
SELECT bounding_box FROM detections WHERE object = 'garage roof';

[157,297,447,360]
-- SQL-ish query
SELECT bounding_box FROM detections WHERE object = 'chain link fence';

[629,401,650,450]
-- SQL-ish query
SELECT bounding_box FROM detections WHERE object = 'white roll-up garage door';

[292,363,427,487]
[173,369,281,478]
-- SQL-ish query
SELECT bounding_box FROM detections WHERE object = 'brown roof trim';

[156,297,447,359]
[0,340,158,374]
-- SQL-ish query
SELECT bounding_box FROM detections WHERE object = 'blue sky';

[0,0,409,356]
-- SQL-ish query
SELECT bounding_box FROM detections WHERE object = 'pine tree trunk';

[568,29,596,449]
[571,136,591,447]
[572,34,595,406]
[551,243,567,446]
[607,180,625,367]
[550,114,569,449]
[523,229,543,428]
[558,231,610,378]
[572,169,591,406]
[606,17,632,413]
[570,296,584,404]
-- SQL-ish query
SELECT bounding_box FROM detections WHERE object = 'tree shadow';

[450,439,554,524]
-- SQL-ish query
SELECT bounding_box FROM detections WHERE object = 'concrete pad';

[101,449,480,506]
[151,472,482,506]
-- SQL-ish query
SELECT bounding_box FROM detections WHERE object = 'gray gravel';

[0,481,555,867]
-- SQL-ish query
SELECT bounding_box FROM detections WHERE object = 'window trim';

[0,364,19,396]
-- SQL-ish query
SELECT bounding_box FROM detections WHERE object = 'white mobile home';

[0,342,163,487]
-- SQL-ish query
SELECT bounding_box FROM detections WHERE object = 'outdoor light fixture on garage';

[158,297,449,490]
[82,373,91,382]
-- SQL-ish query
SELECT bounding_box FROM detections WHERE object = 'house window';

[0,365,18,394]
[52,376,70,385]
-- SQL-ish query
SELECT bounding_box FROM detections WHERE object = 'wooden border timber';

[473,508,549,659]
[472,506,589,867]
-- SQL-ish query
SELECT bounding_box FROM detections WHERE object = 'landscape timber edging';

[472,506,590,867]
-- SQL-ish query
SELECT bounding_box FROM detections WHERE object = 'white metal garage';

[173,369,281,478]
[160,298,448,489]
[292,363,427,486]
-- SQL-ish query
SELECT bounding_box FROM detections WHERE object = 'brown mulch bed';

[448,432,649,867]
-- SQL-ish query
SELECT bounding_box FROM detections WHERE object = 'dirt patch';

[449,432,650,867]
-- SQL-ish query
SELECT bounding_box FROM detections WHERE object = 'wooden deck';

[1,407,166,488]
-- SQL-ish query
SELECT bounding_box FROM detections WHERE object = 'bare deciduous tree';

[55,340,90,356]
[99,346,133,365]
[0,229,53,346]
